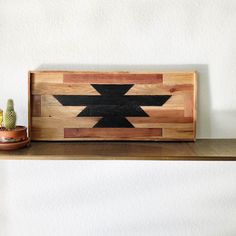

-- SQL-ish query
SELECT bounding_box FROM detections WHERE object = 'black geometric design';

[78,105,148,117]
[92,84,133,95]
[54,95,171,106]
[54,84,171,128]
[94,117,134,128]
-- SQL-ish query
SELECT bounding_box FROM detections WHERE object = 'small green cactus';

[4,99,17,130]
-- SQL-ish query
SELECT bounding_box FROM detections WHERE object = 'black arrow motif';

[78,105,148,117]
[94,117,135,128]
[92,84,133,95]
[54,95,171,106]
[54,84,171,128]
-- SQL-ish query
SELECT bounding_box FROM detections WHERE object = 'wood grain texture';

[32,117,100,128]
[31,72,63,83]
[127,118,194,128]
[163,128,194,139]
[64,73,163,84]
[163,73,194,85]
[41,105,86,118]
[126,84,193,95]
[31,95,41,117]
[32,83,99,95]
[29,71,197,141]
[0,140,236,160]
[31,127,64,140]
[64,128,162,140]
[141,107,185,117]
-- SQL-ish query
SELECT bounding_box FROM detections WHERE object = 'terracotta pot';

[0,138,30,150]
[0,126,27,143]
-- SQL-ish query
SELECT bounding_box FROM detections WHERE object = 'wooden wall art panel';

[29,71,197,141]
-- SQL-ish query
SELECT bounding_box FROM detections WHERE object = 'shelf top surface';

[0,139,236,160]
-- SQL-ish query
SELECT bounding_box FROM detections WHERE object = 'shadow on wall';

[211,110,236,138]
[36,64,210,138]
[0,162,7,235]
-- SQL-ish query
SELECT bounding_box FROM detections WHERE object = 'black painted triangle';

[91,84,133,95]
[94,117,134,128]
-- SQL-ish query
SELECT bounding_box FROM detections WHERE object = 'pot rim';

[0,125,27,132]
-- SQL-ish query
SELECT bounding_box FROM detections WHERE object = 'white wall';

[0,0,236,235]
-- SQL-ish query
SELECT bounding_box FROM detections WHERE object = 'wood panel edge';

[193,71,197,141]
[29,70,197,74]
[28,71,32,139]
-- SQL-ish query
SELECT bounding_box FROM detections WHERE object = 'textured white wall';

[0,0,236,236]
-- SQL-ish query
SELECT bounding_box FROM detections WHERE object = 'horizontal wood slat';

[64,128,162,140]
[127,118,194,128]
[126,84,193,95]
[32,83,99,95]
[32,117,101,128]
[41,105,86,117]
[64,73,163,84]
[141,107,185,117]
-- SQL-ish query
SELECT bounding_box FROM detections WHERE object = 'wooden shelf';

[0,139,236,160]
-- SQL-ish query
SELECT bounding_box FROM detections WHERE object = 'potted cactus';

[5,99,17,130]
[0,99,29,150]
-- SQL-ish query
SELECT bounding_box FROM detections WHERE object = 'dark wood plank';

[31,95,41,117]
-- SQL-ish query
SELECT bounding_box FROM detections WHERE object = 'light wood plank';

[163,73,195,85]
[126,84,193,95]
[32,117,101,128]
[163,128,194,139]
[31,72,63,83]
[163,94,184,107]
[41,95,62,106]
[127,118,193,128]
[41,105,86,118]
[141,107,184,117]
[32,83,99,95]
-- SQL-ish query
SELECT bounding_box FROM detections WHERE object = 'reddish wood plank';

[64,128,162,139]
[184,92,193,117]
[63,73,163,84]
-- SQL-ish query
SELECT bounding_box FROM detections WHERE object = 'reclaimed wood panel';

[29,71,197,141]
